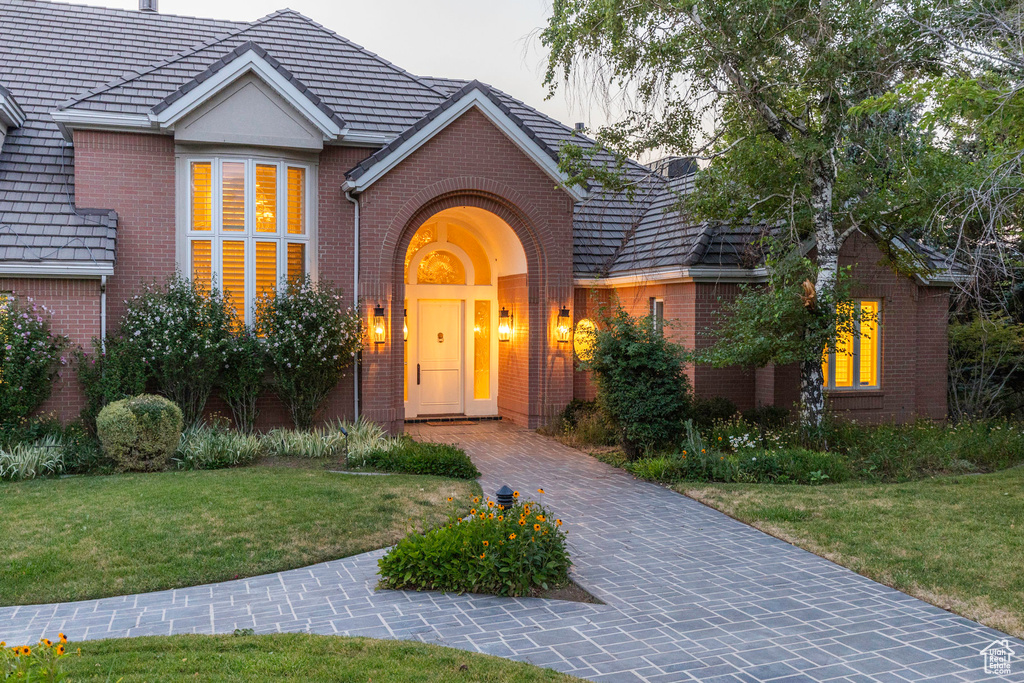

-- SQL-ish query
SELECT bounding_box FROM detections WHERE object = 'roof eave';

[0,90,28,129]
[51,109,158,141]
[0,262,115,278]
[575,266,769,288]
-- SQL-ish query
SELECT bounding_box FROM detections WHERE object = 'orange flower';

[55,644,65,656]
[512,491,520,498]
[447,497,453,502]
[701,449,706,453]
[683,450,687,455]
[497,515,504,521]
[518,518,526,526]
[479,553,486,559]
[536,515,545,522]
[41,638,52,647]
[509,533,516,539]
[498,504,505,511]
[537,488,545,494]
[533,523,541,531]
[542,529,548,535]
[470,509,477,516]
[488,513,494,519]
[483,540,490,547]
[487,500,495,508]
[472,496,481,503]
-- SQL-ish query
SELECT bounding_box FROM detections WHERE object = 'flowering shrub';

[118,275,235,425]
[378,493,571,596]
[219,328,266,433]
[0,297,68,427]
[254,277,362,428]
[1,633,72,681]
[174,423,262,470]
[97,394,183,472]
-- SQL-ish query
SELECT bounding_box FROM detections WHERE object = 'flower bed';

[378,492,570,596]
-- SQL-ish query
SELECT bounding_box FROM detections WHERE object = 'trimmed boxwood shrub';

[378,495,570,596]
[358,440,480,479]
[97,394,183,472]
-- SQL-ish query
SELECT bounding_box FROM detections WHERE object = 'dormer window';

[183,156,312,324]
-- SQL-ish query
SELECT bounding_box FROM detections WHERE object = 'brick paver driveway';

[2,422,1021,682]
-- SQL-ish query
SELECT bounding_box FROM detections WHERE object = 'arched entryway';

[402,206,527,418]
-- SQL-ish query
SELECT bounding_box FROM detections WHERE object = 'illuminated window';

[474,300,490,399]
[650,297,664,335]
[416,249,466,284]
[185,158,312,324]
[822,300,881,390]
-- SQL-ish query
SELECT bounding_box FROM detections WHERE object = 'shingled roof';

[0,0,957,282]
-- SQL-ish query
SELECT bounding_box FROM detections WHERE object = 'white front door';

[417,299,463,414]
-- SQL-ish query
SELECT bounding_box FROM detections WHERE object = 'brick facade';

[572,232,950,423]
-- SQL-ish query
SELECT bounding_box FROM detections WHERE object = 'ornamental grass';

[378,492,570,597]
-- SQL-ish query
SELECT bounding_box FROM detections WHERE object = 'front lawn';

[1,467,479,605]
[58,634,583,682]
[684,467,1024,637]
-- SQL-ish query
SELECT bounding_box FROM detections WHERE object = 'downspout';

[344,190,360,421]
[99,275,107,353]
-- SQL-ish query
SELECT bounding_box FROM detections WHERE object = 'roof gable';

[343,81,587,201]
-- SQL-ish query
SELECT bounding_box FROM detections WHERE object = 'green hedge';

[358,441,479,479]
[97,395,183,472]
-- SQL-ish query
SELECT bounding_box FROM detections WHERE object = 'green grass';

[683,467,1024,637]
[58,634,583,682]
[1,467,480,605]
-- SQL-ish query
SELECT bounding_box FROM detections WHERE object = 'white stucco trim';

[0,262,113,277]
[151,51,345,141]
[342,89,587,201]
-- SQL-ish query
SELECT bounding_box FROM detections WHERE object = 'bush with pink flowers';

[0,297,68,427]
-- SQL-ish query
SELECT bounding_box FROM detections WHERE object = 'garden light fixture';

[496,485,515,509]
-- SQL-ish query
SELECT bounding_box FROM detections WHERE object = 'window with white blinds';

[186,158,310,324]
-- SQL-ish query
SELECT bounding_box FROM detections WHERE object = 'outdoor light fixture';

[498,307,512,342]
[403,308,409,342]
[556,307,572,343]
[372,305,387,344]
[574,318,597,362]
[495,485,515,509]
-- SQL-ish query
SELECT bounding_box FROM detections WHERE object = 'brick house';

[0,0,957,431]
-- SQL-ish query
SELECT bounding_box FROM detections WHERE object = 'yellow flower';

[556,519,563,527]
[537,488,545,494]
[512,491,520,498]
[533,523,541,531]
[447,497,453,502]
[55,644,65,656]
[472,496,481,503]
[487,500,495,508]
[542,529,548,535]
[509,533,516,540]
[470,509,477,516]
[479,553,486,559]
[41,638,52,647]
[682,450,687,455]
[701,449,706,453]
[536,515,545,522]
[22,646,31,656]
[497,515,504,521]
[483,540,490,547]
[518,518,526,526]
[58,634,67,643]
[718,436,722,441]
[498,504,505,511]
[488,513,494,519]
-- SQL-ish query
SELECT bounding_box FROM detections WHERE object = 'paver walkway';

[2,422,1021,682]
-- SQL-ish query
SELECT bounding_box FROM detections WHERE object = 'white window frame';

[650,297,664,335]
[824,299,882,391]
[178,154,316,326]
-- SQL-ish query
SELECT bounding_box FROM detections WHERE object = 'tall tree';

[543,0,956,425]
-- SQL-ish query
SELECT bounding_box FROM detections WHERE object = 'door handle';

[417,364,421,385]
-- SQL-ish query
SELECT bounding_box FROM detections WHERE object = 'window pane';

[286,243,305,285]
[287,167,305,235]
[474,300,490,400]
[255,241,277,300]
[191,162,212,231]
[190,240,212,295]
[859,301,879,387]
[255,165,277,233]
[417,250,465,284]
[222,240,246,322]
[821,348,830,389]
[222,161,246,232]
[834,332,854,388]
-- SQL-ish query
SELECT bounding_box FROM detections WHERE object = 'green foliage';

[254,277,362,429]
[219,328,267,433]
[701,251,861,370]
[0,297,68,427]
[73,337,147,434]
[0,416,104,475]
[342,418,398,459]
[538,400,617,448]
[586,307,691,458]
[96,395,183,472]
[174,423,262,470]
[357,440,480,479]
[948,313,1024,419]
[378,496,570,597]
[741,405,791,430]
[2,636,71,681]
[0,435,65,481]
[118,274,235,426]
[690,396,739,429]
[261,427,349,459]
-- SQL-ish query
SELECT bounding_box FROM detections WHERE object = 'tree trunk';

[800,158,840,429]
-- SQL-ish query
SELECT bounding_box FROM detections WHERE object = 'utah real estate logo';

[981,639,1015,676]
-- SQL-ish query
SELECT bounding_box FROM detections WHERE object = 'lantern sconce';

[556,306,572,343]
[403,308,409,342]
[498,307,513,342]
[372,304,387,344]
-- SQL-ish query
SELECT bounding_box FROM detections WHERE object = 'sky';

[60,0,615,132]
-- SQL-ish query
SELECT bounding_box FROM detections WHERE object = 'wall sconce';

[403,308,409,342]
[556,307,571,343]
[372,304,387,344]
[498,307,512,342]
